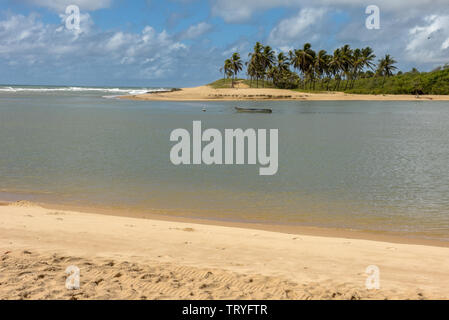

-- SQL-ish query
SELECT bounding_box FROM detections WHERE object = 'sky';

[0,0,448,87]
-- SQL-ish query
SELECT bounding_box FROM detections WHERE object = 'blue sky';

[0,0,448,87]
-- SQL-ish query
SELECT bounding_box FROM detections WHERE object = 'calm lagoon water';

[1,87,449,240]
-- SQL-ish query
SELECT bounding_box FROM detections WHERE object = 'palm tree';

[220,59,233,86]
[266,66,277,85]
[339,44,353,90]
[314,50,329,90]
[249,42,264,87]
[230,53,243,88]
[377,54,398,87]
[247,42,264,88]
[220,59,232,83]
[220,41,400,92]
[349,48,363,89]
[351,46,376,88]
[246,60,256,87]
[277,52,290,72]
[361,47,376,71]
[329,48,343,90]
[261,46,275,87]
[291,43,315,89]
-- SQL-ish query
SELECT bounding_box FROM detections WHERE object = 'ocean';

[1,86,449,240]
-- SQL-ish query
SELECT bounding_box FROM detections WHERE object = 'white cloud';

[406,15,449,64]
[0,14,47,56]
[211,0,279,23]
[0,13,188,83]
[258,1,449,70]
[212,0,449,23]
[442,38,449,50]
[19,0,112,12]
[179,22,212,40]
[268,8,326,46]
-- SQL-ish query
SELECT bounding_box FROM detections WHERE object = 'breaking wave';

[0,86,171,97]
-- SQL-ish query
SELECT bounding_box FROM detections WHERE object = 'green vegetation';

[209,78,275,89]
[346,66,449,95]
[219,42,449,95]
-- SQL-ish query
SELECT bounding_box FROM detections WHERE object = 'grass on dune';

[208,78,276,89]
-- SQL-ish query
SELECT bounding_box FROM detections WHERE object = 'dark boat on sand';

[235,107,272,114]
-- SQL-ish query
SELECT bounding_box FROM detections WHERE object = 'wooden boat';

[235,107,272,114]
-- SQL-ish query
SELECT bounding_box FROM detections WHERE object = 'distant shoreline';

[119,85,449,102]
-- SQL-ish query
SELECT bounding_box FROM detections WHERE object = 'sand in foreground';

[120,85,449,102]
[0,201,448,300]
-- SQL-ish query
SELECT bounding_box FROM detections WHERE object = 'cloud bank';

[18,0,112,12]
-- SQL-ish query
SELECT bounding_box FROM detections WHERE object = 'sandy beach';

[1,201,448,300]
[120,85,449,102]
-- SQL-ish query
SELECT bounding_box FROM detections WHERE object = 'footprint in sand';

[47,212,66,216]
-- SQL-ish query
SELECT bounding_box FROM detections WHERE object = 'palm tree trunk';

[336,78,341,91]
[344,75,350,90]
